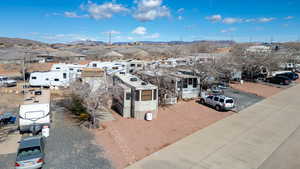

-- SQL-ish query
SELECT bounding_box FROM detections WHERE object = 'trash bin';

[145,113,153,121]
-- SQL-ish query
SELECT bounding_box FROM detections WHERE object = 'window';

[193,78,198,88]
[214,97,219,101]
[141,90,153,101]
[137,64,142,67]
[45,78,49,81]
[208,96,213,99]
[112,67,118,70]
[92,63,97,67]
[182,79,188,88]
[18,146,41,157]
[219,99,224,103]
[126,92,131,100]
[226,99,234,103]
[55,67,60,70]
[32,76,37,80]
[54,79,59,81]
[63,73,67,79]
[153,89,157,100]
[69,68,74,71]
[188,78,193,85]
[135,90,140,101]
[130,64,135,67]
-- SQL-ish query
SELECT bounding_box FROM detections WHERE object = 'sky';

[0,0,300,43]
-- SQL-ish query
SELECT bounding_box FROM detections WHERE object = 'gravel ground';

[223,88,264,112]
[0,102,113,169]
[94,100,233,169]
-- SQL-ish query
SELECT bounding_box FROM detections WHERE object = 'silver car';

[15,136,45,169]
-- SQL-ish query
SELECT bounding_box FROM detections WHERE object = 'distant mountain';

[69,40,105,46]
[0,37,46,47]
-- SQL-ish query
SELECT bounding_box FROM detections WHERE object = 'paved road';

[224,88,263,112]
[126,84,300,169]
[0,102,113,169]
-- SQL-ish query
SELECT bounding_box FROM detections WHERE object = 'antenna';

[108,31,112,45]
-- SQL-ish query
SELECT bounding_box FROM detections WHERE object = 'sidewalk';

[126,84,300,169]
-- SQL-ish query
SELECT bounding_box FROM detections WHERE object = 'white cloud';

[133,0,170,21]
[177,8,184,13]
[82,1,129,20]
[178,16,183,20]
[221,27,237,33]
[103,30,121,35]
[132,26,147,35]
[257,17,276,23]
[144,33,160,39]
[205,14,222,22]
[64,11,88,18]
[284,16,294,20]
[222,17,243,24]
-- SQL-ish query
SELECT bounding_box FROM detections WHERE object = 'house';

[127,60,146,73]
[112,73,158,120]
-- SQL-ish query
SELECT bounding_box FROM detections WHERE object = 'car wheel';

[215,105,221,111]
[200,99,205,105]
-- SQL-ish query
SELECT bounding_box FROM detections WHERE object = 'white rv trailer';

[29,71,72,87]
[19,90,51,134]
[87,61,127,75]
[51,63,86,79]
[113,73,158,120]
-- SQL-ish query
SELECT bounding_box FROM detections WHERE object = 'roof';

[81,68,105,77]
[115,73,157,90]
[20,136,42,148]
[23,90,51,105]
[169,72,198,79]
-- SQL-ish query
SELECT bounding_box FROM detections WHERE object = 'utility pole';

[108,31,112,45]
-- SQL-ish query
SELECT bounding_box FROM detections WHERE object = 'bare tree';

[69,79,112,128]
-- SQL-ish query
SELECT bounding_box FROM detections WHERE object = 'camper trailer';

[51,63,85,79]
[113,73,158,120]
[29,71,72,87]
[127,60,146,73]
[87,61,127,75]
[19,90,51,134]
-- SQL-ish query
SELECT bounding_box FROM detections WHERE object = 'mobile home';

[51,63,85,79]
[19,90,51,134]
[113,73,158,120]
[29,71,72,87]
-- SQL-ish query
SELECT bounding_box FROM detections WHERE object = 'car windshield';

[18,146,41,157]
[226,99,234,103]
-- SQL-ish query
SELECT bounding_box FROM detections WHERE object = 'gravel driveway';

[0,102,113,169]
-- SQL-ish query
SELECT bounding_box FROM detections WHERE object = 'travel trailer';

[19,90,51,134]
[87,61,127,75]
[113,73,158,120]
[51,63,85,79]
[29,71,72,87]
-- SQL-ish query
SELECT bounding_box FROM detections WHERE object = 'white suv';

[0,76,17,87]
[200,94,235,111]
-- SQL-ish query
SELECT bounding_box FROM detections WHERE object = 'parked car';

[200,94,235,111]
[267,76,292,85]
[15,136,45,169]
[210,86,223,94]
[0,76,17,87]
[276,72,299,81]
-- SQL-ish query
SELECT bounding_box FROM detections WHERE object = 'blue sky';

[0,0,299,43]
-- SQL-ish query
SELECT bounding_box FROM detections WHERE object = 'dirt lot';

[230,82,283,98]
[94,101,233,169]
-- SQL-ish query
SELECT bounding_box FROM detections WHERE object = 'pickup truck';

[200,93,235,111]
[0,76,17,87]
